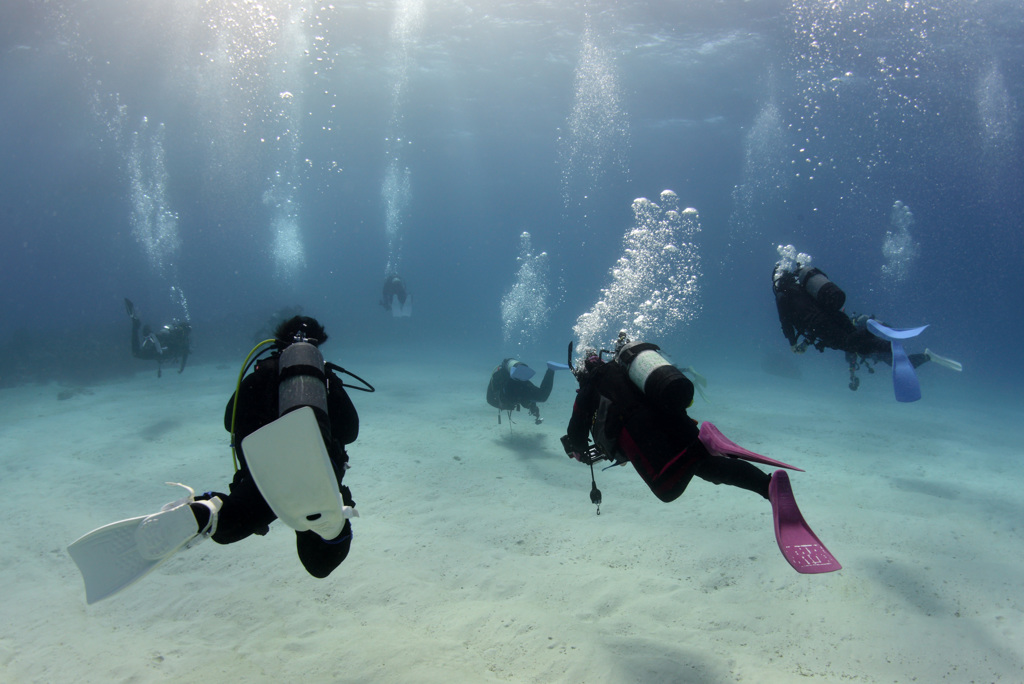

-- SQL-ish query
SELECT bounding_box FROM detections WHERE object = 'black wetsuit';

[486,360,554,422]
[198,354,359,579]
[772,268,927,369]
[565,358,769,503]
[130,318,191,376]
[380,275,408,311]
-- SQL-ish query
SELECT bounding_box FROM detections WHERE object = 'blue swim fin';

[867,320,928,402]
[509,363,535,381]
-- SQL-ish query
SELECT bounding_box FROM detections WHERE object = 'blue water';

[3,3,1024,681]
[0,0,1020,389]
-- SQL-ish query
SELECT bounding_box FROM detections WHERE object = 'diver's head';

[275,315,328,349]
[613,330,631,353]
[573,348,603,378]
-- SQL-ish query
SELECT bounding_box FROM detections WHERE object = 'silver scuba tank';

[614,341,694,414]
[278,341,329,417]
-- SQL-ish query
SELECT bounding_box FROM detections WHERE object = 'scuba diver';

[486,358,570,425]
[561,332,841,574]
[124,298,191,377]
[68,315,376,603]
[771,245,961,397]
[380,274,411,317]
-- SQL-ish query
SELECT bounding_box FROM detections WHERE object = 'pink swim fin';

[769,470,841,574]
[698,422,804,472]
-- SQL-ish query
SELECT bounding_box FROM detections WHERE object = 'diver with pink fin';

[561,332,841,574]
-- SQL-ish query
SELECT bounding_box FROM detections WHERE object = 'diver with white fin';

[486,357,570,425]
[771,245,961,399]
[68,316,375,603]
[380,273,412,317]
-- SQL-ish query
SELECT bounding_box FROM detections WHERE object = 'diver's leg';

[198,471,277,545]
[694,454,771,499]
[295,484,355,578]
[130,317,143,358]
[522,369,555,403]
[535,368,555,402]
[865,348,929,369]
[295,521,353,578]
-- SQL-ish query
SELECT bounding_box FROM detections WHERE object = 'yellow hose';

[229,339,277,471]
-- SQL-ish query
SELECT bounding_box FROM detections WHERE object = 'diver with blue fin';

[68,316,375,603]
[486,358,570,425]
[771,245,961,400]
[380,273,412,317]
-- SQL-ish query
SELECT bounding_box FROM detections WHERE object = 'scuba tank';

[796,266,846,311]
[278,341,329,418]
[614,341,694,415]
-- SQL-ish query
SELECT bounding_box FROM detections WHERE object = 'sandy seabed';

[1,344,1022,683]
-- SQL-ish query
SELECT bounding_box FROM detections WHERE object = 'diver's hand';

[573,447,606,465]
[791,343,807,354]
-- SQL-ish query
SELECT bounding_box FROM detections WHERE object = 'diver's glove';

[560,435,605,464]
[791,342,807,354]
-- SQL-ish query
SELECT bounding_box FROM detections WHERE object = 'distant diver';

[380,274,412,317]
[486,358,570,425]
[124,298,191,377]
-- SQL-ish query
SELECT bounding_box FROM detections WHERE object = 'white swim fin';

[67,483,220,604]
[925,348,962,372]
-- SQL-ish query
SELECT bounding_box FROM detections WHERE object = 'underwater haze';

[3,2,1024,683]
[2,0,1021,386]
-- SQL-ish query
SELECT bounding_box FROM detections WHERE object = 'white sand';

[2,348,1022,683]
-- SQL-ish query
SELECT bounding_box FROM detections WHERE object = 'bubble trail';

[574,190,702,356]
[501,232,551,352]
